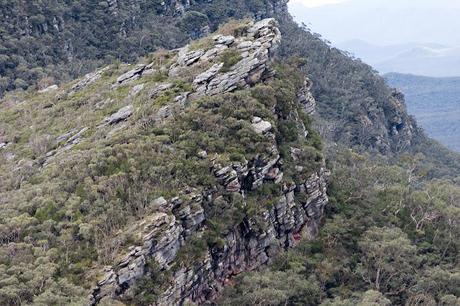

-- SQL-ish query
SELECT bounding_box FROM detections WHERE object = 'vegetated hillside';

[0,18,329,305]
[385,72,460,152]
[0,0,287,96]
[276,17,460,179]
[215,12,460,306]
[0,1,459,306]
[220,149,460,306]
[278,23,418,155]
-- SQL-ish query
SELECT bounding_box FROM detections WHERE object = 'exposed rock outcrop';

[43,127,89,166]
[38,84,59,93]
[104,105,134,125]
[89,164,329,305]
[70,67,109,94]
[251,116,273,135]
[169,18,281,97]
[298,77,316,115]
[87,18,329,306]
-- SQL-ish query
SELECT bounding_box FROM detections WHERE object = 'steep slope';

[276,19,419,155]
[1,0,441,166]
[274,14,460,178]
[0,19,328,305]
[1,1,459,305]
[385,73,460,152]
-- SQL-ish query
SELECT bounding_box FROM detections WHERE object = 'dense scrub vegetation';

[0,0,283,96]
[220,149,460,305]
[275,16,460,178]
[0,28,324,303]
[1,1,459,305]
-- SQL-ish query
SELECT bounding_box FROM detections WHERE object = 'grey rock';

[290,147,302,161]
[214,35,235,46]
[56,129,78,143]
[194,63,223,84]
[71,67,109,94]
[64,127,88,147]
[38,85,58,93]
[174,92,190,106]
[297,78,316,115]
[177,49,204,66]
[129,84,144,97]
[197,150,208,159]
[4,152,15,161]
[149,83,173,99]
[180,18,281,98]
[43,127,88,167]
[237,40,254,51]
[116,64,146,85]
[154,105,172,122]
[226,179,241,192]
[202,44,228,61]
[152,197,168,211]
[248,18,277,37]
[104,105,133,125]
[251,117,272,134]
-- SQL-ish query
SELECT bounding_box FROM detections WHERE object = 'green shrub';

[219,49,242,73]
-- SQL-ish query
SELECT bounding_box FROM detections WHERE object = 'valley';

[386,72,460,152]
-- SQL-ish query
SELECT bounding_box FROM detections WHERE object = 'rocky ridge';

[0,16,329,306]
[87,18,330,305]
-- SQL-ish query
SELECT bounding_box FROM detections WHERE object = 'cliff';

[89,18,328,306]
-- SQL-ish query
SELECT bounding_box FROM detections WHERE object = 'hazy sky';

[289,0,460,46]
[290,0,349,8]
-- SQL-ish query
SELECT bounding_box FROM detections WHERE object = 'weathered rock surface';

[168,18,281,98]
[251,116,272,134]
[43,127,89,166]
[298,77,316,115]
[128,84,144,98]
[116,64,146,85]
[90,93,326,306]
[71,67,109,94]
[90,163,329,305]
[214,35,235,46]
[88,18,328,306]
[104,105,134,125]
[38,84,59,93]
[149,83,173,99]
[193,63,223,85]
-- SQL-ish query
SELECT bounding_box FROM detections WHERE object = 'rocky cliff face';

[90,166,329,305]
[83,18,329,305]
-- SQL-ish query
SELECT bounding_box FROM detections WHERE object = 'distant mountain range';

[289,0,460,47]
[337,40,460,77]
[385,72,460,152]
